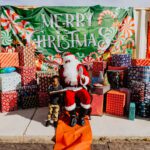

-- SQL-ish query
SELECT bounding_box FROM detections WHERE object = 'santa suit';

[59,54,91,111]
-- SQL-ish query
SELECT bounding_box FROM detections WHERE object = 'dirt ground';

[0,140,150,150]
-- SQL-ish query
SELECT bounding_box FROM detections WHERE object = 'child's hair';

[51,75,60,83]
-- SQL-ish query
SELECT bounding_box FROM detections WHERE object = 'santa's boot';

[69,110,77,127]
[78,107,90,126]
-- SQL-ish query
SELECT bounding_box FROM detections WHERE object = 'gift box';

[129,102,136,121]
[106,90,126,116]
[132,59,150,66]
[108,66,128,87]
[145,83,150,100]
[91,85,110,95]
[18,85,38,108]
[18,85,38,97]
[17,46,35,67]
[0,72,21,92]
[129,80,145,102]
[92,61,107,77]
[91,77,99,86]
[108,66,128,71]
[0,52,19,68]
[128,66,150,83]
[107,70,124,89]
[18,67,36,86]
[38,92,49,107]
[112,54,131,67]
[91,94,103,116]
[0,91,18,112]
[37,71,53,92]
[22,95,38,109]
[136,100,150,118]
[18,85,38,109]
[119,88,131,114]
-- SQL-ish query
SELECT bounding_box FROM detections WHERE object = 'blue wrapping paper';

[129,80,145,102]
[112,54,131,67]
[128,66,150,83]
[145,83,150,100]
[91,77,99,86]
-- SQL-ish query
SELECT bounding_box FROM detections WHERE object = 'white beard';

[63,59,80,86]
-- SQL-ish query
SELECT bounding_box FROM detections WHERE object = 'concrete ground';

[0,107,149,145]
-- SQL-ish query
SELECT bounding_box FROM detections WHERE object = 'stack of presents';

[90,54,150,120]
[0,46,56,112]
[0,48,150,120]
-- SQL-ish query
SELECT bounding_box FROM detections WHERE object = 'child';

[45,75,63,127]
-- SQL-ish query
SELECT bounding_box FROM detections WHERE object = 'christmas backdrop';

[1,6,135,70]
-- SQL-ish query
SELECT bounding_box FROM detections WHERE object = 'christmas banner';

[1,6,135,70]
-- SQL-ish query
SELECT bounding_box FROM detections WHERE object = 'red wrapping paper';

[106,90,126,116]
[18,67,36,86]
[0,52,19,68]
[17,46,35,67]
[132,59,150,66]
[37,71,52,92]
[91,94,103,116]
[38,92,49,107]
[0,91,18,112]
[92,61,107,77]
[108,66,128,71]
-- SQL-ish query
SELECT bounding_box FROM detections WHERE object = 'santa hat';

[63,52,77,62]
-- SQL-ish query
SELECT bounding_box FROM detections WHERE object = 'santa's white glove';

[78,67,89,88]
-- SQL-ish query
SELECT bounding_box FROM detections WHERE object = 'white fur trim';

[80,103,91,109]
[63,55,76,62]
[65,103,76,111]
[80,75,89,86]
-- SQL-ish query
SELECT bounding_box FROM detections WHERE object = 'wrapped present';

[128,66,150,83]
[0,91,18,112]
[0,52,19,68]
[18,85,38,97]
[22,95,38,109]
[107,70,124,89]
[108,66,128,87]
[18,67,36,86]
[145,83,150,99]
[38,92,49,107]
[119,88,131,114]
[108,66,128,71]
[37,71,53,92]
[92,61,107,77]
[3,46,16,53]
[91,85,110,95]
[129,102,136,121]
[136,100,150,118]
[132,59,150,66]
[91,77,99,86]
[17,46,35,67]
[112,54,131,67]
[106,90,126,116]
[91,94,103,116]
[18,85,38,109]
[129,80,145,102]
[36,71,54,78]
[0,72,21,92]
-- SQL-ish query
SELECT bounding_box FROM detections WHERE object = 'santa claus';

[59,52,91,127]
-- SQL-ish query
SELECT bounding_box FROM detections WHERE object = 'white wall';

[1,0,150,7]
